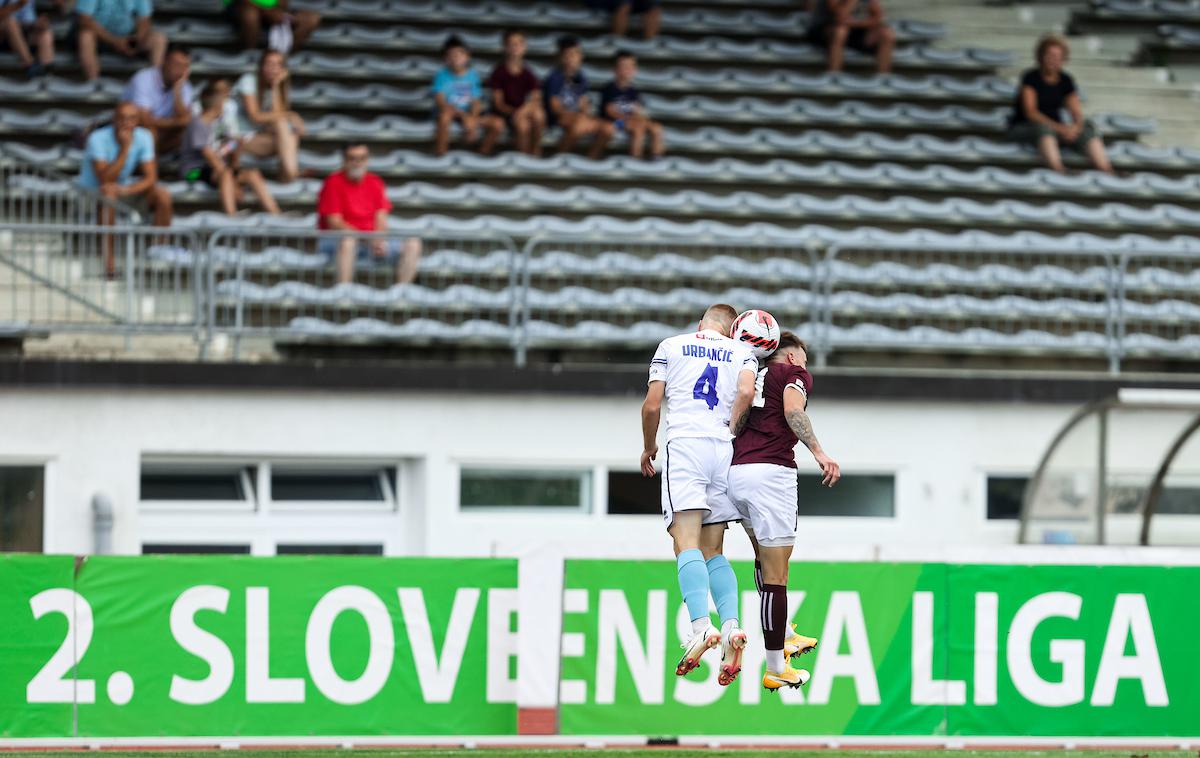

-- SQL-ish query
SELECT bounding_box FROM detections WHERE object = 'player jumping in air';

[728,331,841,691]
[641,304,759,685]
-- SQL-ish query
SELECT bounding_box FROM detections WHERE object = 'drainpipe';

[92,493,113,555]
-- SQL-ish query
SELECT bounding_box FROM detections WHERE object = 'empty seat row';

[143,239,1200,301]
[13,143,1197,202]
[1157,24,1200,47]
[1089,0,1200,20]
[153,0,946,41]
[151,24,1000,69]
[218,279,1187,324]
[168,211,1200,259]
[280,316,1186,358]
[157,179,1200,232]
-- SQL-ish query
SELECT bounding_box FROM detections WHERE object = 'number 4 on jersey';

[692,363,719,410]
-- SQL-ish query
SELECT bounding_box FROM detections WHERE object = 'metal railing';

[0,146,141,228]
[0,223,202,342]
[0,220,1194,371]
[205,227,520,359]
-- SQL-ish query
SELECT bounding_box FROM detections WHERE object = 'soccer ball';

[730,309,780,358]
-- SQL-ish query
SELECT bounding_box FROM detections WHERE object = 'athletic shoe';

[716,625,747,686]
[676,625,721,677]
[784,624,818,659]
[763,664,811,692]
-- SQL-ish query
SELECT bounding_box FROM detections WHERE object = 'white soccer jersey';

[648,329,759,443]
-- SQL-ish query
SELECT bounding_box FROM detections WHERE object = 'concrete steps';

[893,0,1200,148]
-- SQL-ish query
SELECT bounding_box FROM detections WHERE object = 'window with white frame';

[140,463,256,509]
[459,467,592,512]
[0,466,44,552]
[138,458,405,556]
[797,472,895,517]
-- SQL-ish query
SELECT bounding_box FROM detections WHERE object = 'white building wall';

[0,386,1178,558]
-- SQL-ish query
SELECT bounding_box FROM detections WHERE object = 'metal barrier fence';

[206,228,520,360]
[0,147,141,228]
[0,221,1194,372]
[0,223,203,343]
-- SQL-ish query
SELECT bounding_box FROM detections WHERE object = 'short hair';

[342,141,369,155]
[774,331,809,359]
[501,28,523,44]
[1035,34,1069,65]
[442,34,468,54]
[557,34,580,54]
[198,79,228,109]
[702,303,738,333]
[614,49,635,65]
[166,42,191,58]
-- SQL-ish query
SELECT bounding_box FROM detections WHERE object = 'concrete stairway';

[885,0,1200,148]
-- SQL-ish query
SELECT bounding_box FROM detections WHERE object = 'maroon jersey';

[731,362,814,468]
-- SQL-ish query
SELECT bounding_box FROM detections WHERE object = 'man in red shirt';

[729,331,840,691]
[317,142,421,284]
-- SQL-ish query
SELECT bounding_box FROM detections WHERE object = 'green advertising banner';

[1,555,518,738]
[559,559,1199,737]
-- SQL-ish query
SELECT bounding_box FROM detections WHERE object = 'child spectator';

[317,143,422,285]
[600,50,664,160]
[806,0,895,74]
[1008,34,1113,175]
[75,0,167,81]
[480,28,545,156]
[543,35,612,160]
[182,79,280,217]
[121,42,193,153]
[432,35,484,156]
[0,0,54,78]
[234,49,303,182]
[222,0,319,53]
[583,0,660,40]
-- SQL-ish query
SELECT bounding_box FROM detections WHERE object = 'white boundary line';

[0,735,1195,750]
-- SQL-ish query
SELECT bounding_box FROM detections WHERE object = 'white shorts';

[661,436,741,530]
[728,463,798,548]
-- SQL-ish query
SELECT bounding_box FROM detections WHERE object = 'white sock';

[767,649,785,674]
[691,617,711,635]
[721,618,739,639]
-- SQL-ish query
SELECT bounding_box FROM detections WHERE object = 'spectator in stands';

[584,0,660,40]
[432,35,484,157]
[544,35,613,160]
[0,0,54,78]
[79,102,172,273]
[806,0,895,74]
[223,0,319,54]
[122,42,193,153]
[480,29,545,157]
[235,49,303,182]
[317,142,422,285]
[1009,35,1113,175]
[600,50,664,160]
[182,79,280,217]
[75,0,167,81]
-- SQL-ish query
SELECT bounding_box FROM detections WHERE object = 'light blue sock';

[676,548,711,623]
[706,554,740,626]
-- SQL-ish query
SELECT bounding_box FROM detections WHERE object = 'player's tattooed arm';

[731,406,750,435]
[785,407,821,452]
[783,386,841,487]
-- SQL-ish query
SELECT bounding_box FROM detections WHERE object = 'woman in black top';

[1008,34,1112,174]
